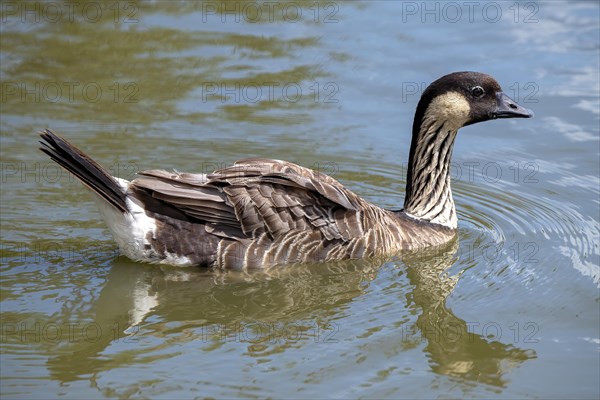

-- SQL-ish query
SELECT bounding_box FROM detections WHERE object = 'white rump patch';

[89,178,193,266]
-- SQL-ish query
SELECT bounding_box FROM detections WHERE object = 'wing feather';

[130,159,367,241]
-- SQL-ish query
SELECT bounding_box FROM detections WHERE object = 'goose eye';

[471,86,485,98]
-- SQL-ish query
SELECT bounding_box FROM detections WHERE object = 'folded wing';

[129,158,367,242]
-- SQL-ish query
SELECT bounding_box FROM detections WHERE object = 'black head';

[413,71,534,130]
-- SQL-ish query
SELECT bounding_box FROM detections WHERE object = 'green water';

[1,1,599,398]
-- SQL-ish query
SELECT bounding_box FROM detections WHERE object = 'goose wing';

[129,158,367,241]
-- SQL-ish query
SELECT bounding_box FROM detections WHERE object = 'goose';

[40,72,533,269]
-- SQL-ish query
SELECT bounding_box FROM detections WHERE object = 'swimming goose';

[40,72,533,269]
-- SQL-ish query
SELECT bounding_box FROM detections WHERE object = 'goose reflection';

[46,243,535,388]
[402,243,536,387]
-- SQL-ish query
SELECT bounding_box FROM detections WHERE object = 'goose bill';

[493,92,534,119]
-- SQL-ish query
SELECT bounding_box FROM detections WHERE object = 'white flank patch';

[89,178,194,267]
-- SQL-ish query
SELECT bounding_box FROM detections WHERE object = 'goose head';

[404,72,534,229]
[414,71,534,131]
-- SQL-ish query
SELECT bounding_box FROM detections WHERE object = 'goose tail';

[39,129,128,213]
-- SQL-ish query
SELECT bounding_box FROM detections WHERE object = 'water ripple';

[455,182,599,285]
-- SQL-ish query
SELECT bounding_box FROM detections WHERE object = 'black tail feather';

[39,129,128,212]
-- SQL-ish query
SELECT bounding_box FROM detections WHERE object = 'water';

[1,1,599,398]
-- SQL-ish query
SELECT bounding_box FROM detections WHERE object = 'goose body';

[40,72,533,269]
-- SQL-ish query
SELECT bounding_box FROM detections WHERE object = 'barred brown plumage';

[39,72,533,269]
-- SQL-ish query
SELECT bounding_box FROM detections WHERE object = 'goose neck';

[403,116,459,229]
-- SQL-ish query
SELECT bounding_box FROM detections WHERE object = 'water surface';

[1,1,599,398]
